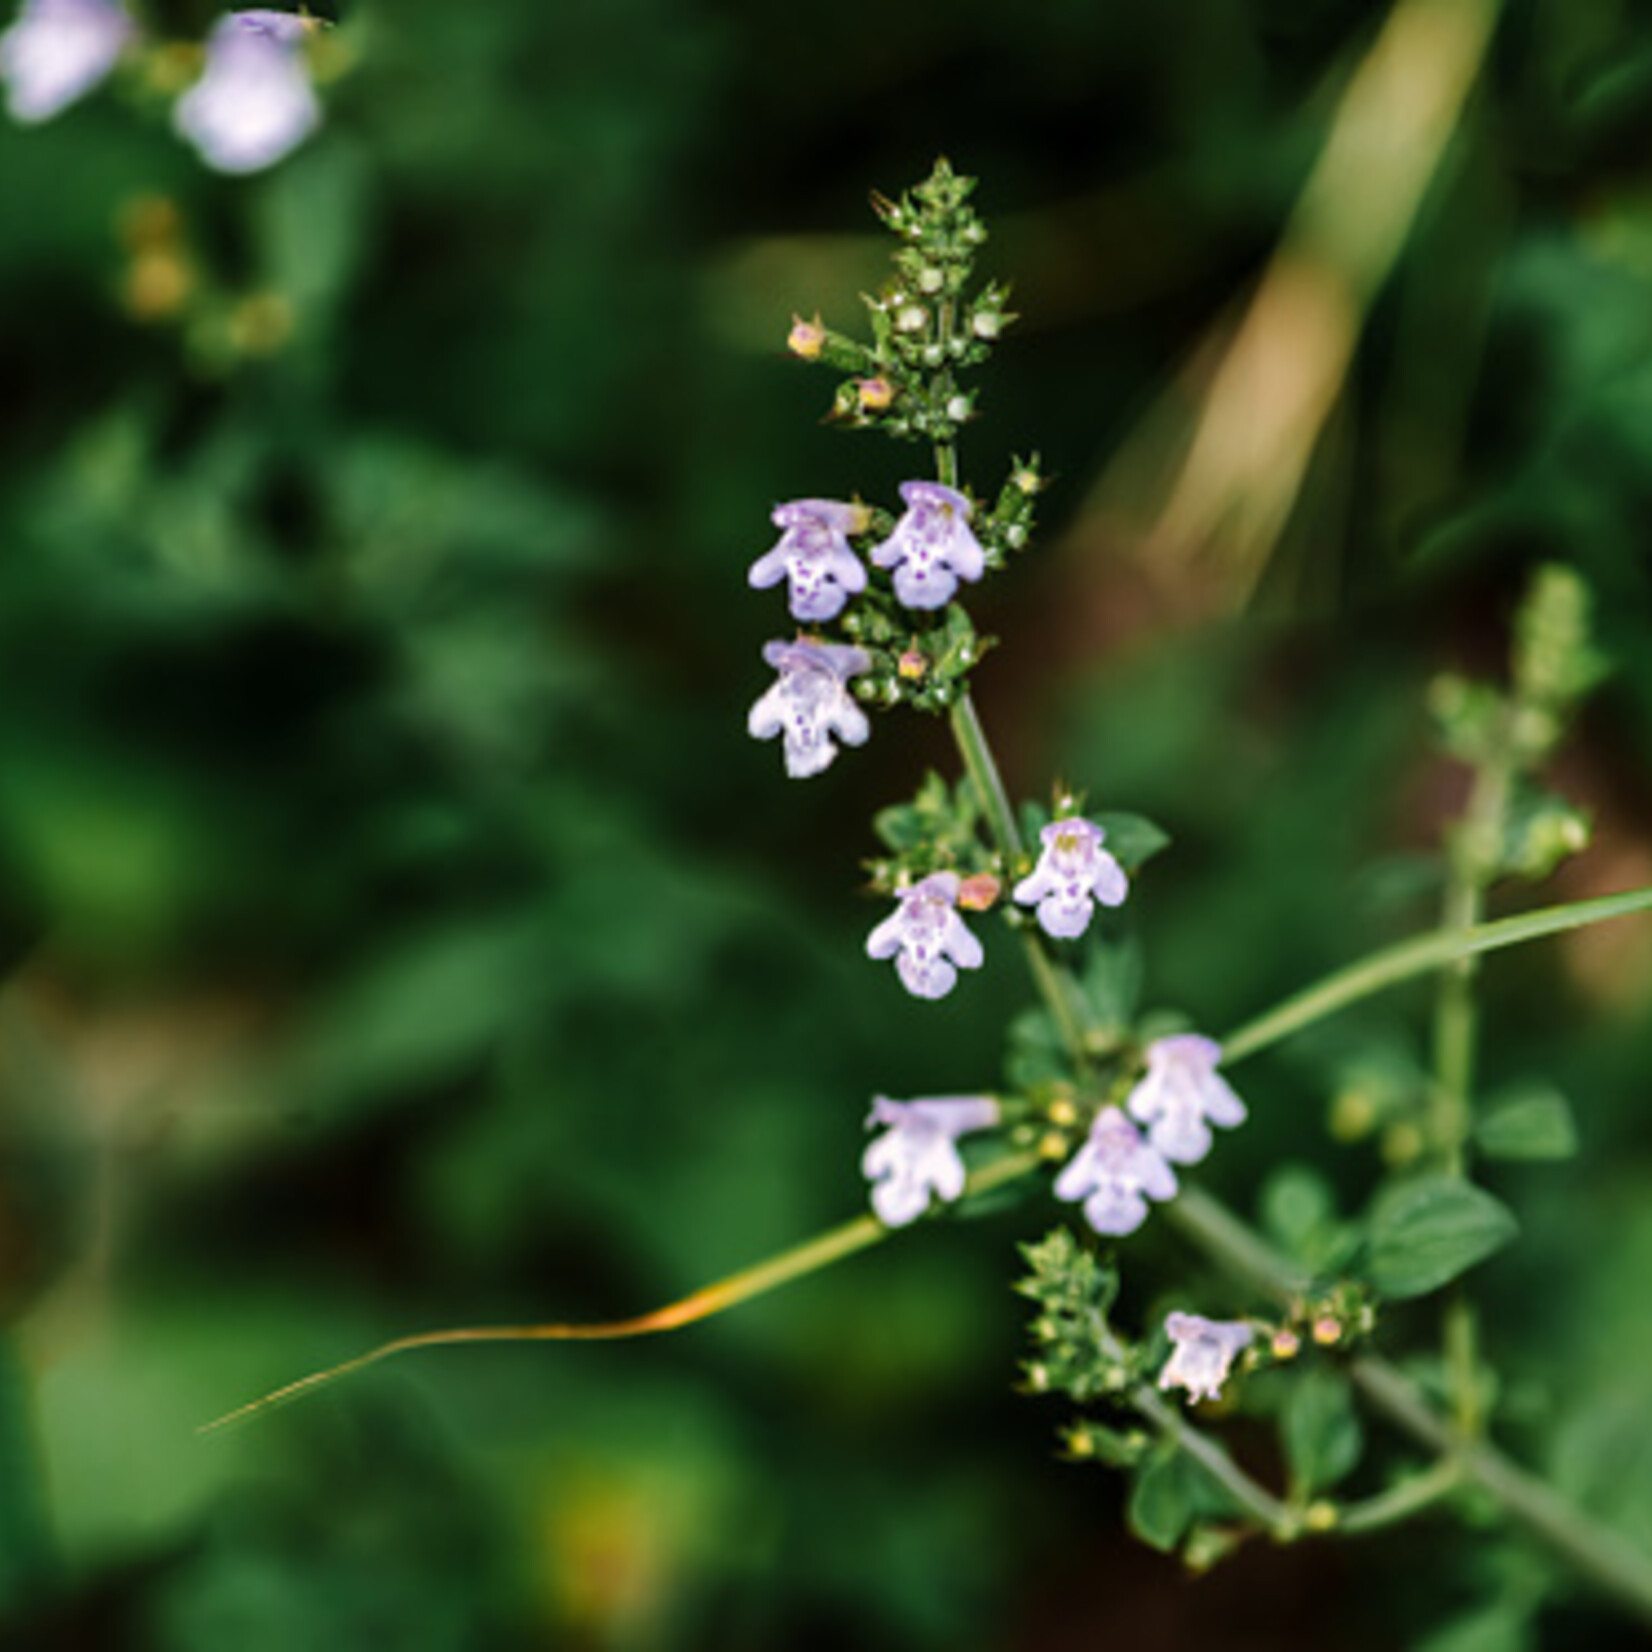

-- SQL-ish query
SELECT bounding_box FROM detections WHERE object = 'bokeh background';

[3,0,1652,1646]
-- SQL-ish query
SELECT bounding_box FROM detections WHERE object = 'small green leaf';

[1005,1005,1068,1087]
[1362,1176,1519,1299]
[1078,936,1143,1033]
[1475,1086,1578,1161]
[1127,1447,1198,1553]
[1260,1165,1334,1254]
[1282,1368,1364,1497]
[1094,812,1171,874]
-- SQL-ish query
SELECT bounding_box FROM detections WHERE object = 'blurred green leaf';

[1475,1085,1579,1162]
[1362,1177,1519,1299]
[1126,1446,1198,1554]
[1282,1366,1363,1497]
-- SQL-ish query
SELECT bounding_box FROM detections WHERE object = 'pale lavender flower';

[0,0,131,123]
[748,499,868,624]
[1159,1312,1253,1404]
[1125,1033,1246,1166]
[1053,1108,1177,1237]
[747,638,870,779]
[869,480,986,610]
[865,871,984,1000]
[174,8,319,175]
[861,1094,1000,1227]
[1012,817,1128,940]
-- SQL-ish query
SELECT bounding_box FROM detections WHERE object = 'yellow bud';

[1381,1122,1424,1167]
[787,313,825,360]
[1304,1501,1338,1533]
[1046,1097,1079,1130]
[1037,1131,1070,1162]
[856,377,894,411]
[1329,1089,1376,1141]
[124,251,194,321]
[1312,1316,1342,1348]
[897,648,927,681]
[1270,1329,1301,1361]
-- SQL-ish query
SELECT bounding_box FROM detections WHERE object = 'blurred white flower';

[174,8,319,175]
[0,0,131,124]
[1159,1312,1253,1404]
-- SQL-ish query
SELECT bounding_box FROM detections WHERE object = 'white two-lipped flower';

[1053,1108,1177,1236]
[1159,1312,1253,1404]
[1125,1033,1246,1166]
[1012,817,1127,940]
[0,0,131,123]
[861,1095,1000,1227]
[174,8,320,175]
[865,871,984,1000]
[747,638,870,779]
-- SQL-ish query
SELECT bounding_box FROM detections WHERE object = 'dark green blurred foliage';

[1,0,1651,1647]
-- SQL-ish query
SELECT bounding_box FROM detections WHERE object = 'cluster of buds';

[799,158,1018,448]
[1429,564,1602,889]
[0,2,326,175]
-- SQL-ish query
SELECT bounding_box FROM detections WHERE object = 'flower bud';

[1311,1316,1342,1347]
[856,377,894,411]
[957,873,1001,911]
[787,313,825,360]
[895,305,927,333]
[896,647,927,681]
[1269,1328,1301,1361]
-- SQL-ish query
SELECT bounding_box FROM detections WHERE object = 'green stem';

[949,691,1023,858]
[948,689,1094,1066]
[1351,1355,1652,1626]
[1172,1183,1652,1624]
[1216,884,1652,1067]
[1167,1184,1312,1303]
[1131,1379,1297,1537]
[1090,1302,1295,1536]
[1334,1456,1462,1535]
[1431,750,1510,1435]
